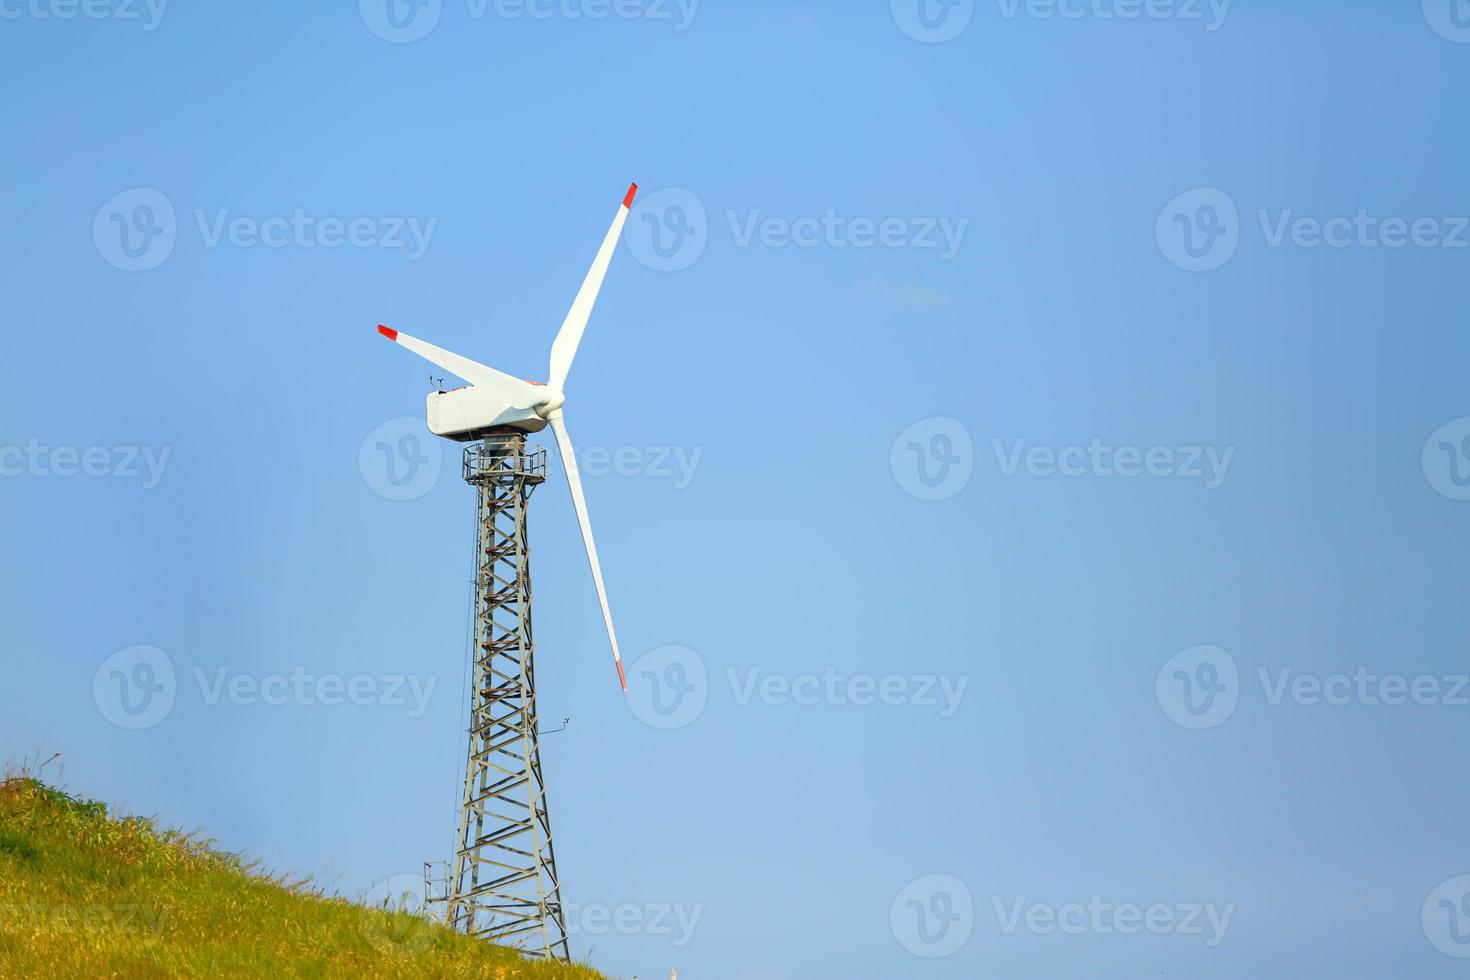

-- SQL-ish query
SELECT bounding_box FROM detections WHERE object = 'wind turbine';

[377,181,636,691]
[379,183,639,957]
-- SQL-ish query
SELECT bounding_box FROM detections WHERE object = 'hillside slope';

[0,776,603,979]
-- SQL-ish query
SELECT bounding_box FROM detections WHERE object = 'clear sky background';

[3,1,1470,977]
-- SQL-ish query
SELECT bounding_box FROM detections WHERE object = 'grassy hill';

[0,775,604,979]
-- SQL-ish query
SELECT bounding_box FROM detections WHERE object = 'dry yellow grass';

[0,776,605,979]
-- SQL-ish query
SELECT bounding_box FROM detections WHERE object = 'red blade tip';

[616,659,627,691]
[623,183,638,209]
[377,325,398,341]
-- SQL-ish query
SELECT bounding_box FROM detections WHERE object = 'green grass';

[0,775,604,979]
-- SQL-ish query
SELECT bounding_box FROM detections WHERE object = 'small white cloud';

[864,276,958,310]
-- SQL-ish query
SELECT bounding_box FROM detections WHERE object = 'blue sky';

[3,1,1470,976]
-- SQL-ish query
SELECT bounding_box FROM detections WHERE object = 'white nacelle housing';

[427,387,548,440]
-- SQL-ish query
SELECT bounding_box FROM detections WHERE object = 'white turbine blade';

[548,412,626,691]
[377,325,539,407]
[547,183,637,390]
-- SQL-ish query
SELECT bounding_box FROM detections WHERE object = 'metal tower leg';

[446,431,570,961]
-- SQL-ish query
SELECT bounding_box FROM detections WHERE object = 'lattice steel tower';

[391,183,642,963]
[442,431,569,960]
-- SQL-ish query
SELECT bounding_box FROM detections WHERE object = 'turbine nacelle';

[424,384,549,438]
[418,374,566,439]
